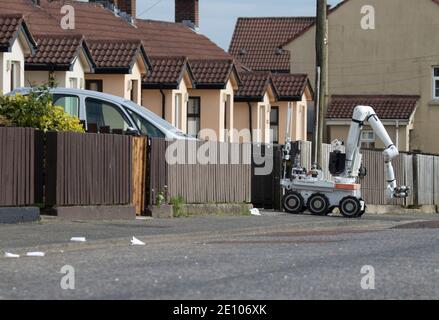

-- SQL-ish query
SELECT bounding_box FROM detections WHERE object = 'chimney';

[113,0,136,17]
[175,0,199,28]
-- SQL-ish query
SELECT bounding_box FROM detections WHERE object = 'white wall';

[1,39,26,94]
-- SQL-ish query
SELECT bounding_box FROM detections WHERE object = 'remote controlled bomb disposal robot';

[281,105,409,218]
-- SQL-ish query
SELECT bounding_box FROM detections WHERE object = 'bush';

[0,86,84,132]
[170,196,186,217]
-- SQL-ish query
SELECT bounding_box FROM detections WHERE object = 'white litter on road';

[70,237,86,242]
[250,208,261,216]
[26,252,45,257]
[4,252,20,258]
[131,237,146,246]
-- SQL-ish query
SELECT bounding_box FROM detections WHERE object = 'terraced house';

[0,14,36,93]
[0,0,313,143]
[230,0,439,152]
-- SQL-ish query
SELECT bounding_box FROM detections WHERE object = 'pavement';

[1,211,439,300]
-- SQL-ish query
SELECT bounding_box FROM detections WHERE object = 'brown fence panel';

[0,127,40,206]
[45,132,132,206]
[166,140,252,204]
[149,138,251,205]
[132,136,148,215]
[149,137,168,205]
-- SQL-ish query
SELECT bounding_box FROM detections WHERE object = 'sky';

[136,0,342,50]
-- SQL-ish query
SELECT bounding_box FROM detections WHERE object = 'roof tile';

[190,59,234,86]
[229,17,315,72]
[87,39,141,70]
[26,34,83,68]
[271,73,310,100]
[0,14,24,49]
[327,95,420,120]
[143,56,189,88]
[235,71,271,101]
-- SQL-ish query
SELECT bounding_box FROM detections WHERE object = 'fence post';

[412,153,418,206]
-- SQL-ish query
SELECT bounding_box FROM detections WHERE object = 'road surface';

[1,212,438,299]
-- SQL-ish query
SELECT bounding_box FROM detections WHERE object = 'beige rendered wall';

[141,89,167,118]
[189,88,221,141]
[285,0,439,153]
[86,61,143,103]
[234,101,253,143]
[125,61,142,104]
[188,80,235,142]
[277,98,307,144]
[86,73,125,98]
[141,79,190,132]
[1,39,26,94]
[328,123,410,152]
[26,71,50,87]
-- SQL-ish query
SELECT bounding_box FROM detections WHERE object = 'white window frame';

[174,93,181,129]
[361,130,375,143]
[433,66,439,100]
[10,61,21,91]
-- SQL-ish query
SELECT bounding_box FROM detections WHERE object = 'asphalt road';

[1,212,439,299]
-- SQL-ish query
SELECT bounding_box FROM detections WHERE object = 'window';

[53,94,80,117]
[434,67,439,100]
[130,80,138,103]
[360,130,375,149]
[174,93,182,129]
[125,108,164,138]
[10,61,20,91]
[85,98,131,133]
[224,94,231,141]
[69,77,78,89]
[258,105,266,142]
[270,106,279,144]
[85,80,103,92]
[187,97,200,138]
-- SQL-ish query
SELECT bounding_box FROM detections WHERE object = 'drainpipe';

[247,102,253,142]
[160,89,166,120]
[395,120,399,150]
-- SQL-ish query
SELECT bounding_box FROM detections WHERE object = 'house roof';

[271,73,311,101]
[0,0,232,61]
[87,39,150,74]
[234,72,272,102]
[135,19,232,60]
[229,17,315,72]
[189,59,239,89]
[0,13,36,53]
[25,34,93,71]
[142,56,194,89]
[327,95,420,120]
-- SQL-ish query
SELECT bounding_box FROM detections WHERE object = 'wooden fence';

[132,136,148,215]
[0,127,42,206]
[45,132,132,206]
[149,138,252,205]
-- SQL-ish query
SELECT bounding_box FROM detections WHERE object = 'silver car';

[9,87,194,140]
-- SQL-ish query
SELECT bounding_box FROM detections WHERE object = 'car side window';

[85,98,131,133]
[125,108,165,138]
[53,94,80,117]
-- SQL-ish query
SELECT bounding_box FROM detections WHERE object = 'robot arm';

[345,105,409,199]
